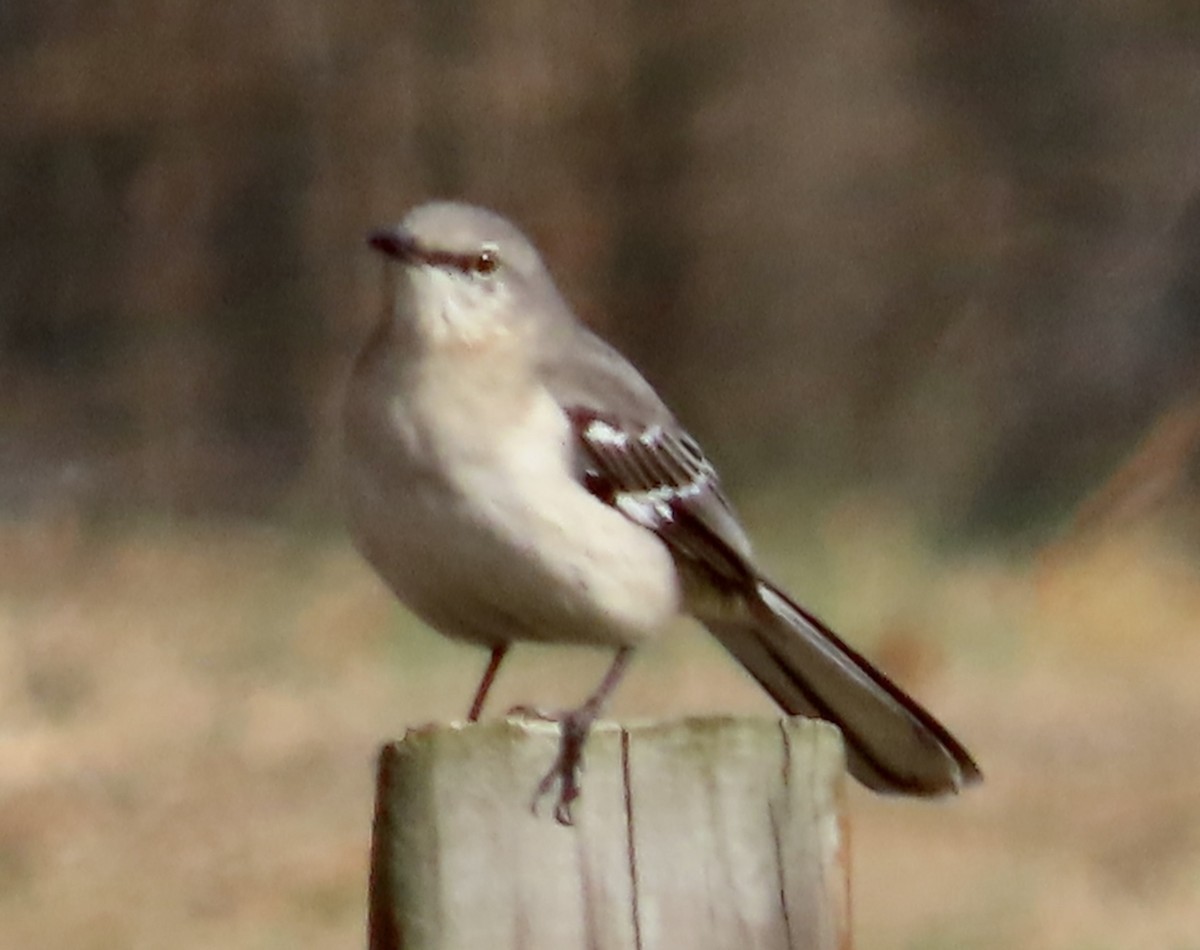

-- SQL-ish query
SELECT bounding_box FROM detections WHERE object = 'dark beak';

[367,227,419,262]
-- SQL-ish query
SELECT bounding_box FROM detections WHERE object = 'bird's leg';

[466,644,509,722]
[519,647,633,826]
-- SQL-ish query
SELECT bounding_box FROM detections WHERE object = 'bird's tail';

[701,578,981,795]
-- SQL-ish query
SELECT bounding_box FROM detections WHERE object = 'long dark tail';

[702,578,981,795]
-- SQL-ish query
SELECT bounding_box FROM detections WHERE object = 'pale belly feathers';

[343,353,682,648]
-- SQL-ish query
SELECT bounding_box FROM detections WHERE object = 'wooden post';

[369,717,849,950]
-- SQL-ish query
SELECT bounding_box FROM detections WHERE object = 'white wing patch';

[568,409,752,585]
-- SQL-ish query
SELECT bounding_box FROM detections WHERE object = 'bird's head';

[368,202,554,348]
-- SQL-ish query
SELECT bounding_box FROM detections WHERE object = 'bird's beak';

[367,226,420,262]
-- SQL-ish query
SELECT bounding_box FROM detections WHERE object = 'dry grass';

[1,501,1198,949]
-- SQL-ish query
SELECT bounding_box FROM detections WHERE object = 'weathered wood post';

[368,716,849,950]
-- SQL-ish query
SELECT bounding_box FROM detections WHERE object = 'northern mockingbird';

[344,201,980,824]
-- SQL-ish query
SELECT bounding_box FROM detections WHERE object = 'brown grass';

[1,503,1198,949]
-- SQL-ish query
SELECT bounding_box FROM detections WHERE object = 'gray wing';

[540,327,982,796]
[566,408,755,586]
[538,327,754,585]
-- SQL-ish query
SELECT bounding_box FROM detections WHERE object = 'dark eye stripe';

[419,247,500,275]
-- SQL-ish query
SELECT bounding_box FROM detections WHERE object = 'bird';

[342,201,981,825]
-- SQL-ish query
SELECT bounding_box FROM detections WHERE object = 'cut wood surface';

[369,716,849,950]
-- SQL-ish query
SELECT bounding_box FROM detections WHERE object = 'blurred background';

[3,2,1200,947]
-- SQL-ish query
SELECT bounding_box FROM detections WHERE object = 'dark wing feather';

[565,407,753,587]
[539,330,981,795]
[536,323,754,581]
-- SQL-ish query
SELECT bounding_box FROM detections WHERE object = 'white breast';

[343,341,682,649]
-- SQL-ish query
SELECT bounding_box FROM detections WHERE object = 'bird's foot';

[506,704,557,723]
[507,704,592,826]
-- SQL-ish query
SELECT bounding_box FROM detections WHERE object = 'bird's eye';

[475,246,499,275]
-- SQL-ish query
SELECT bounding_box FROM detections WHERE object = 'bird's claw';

[506,704,557,723]
[530,760,580,826]
[517,708,589,826]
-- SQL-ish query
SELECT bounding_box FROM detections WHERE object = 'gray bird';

[343,201,981,824]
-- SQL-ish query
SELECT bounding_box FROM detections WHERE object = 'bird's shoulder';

[536,326,755,574]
